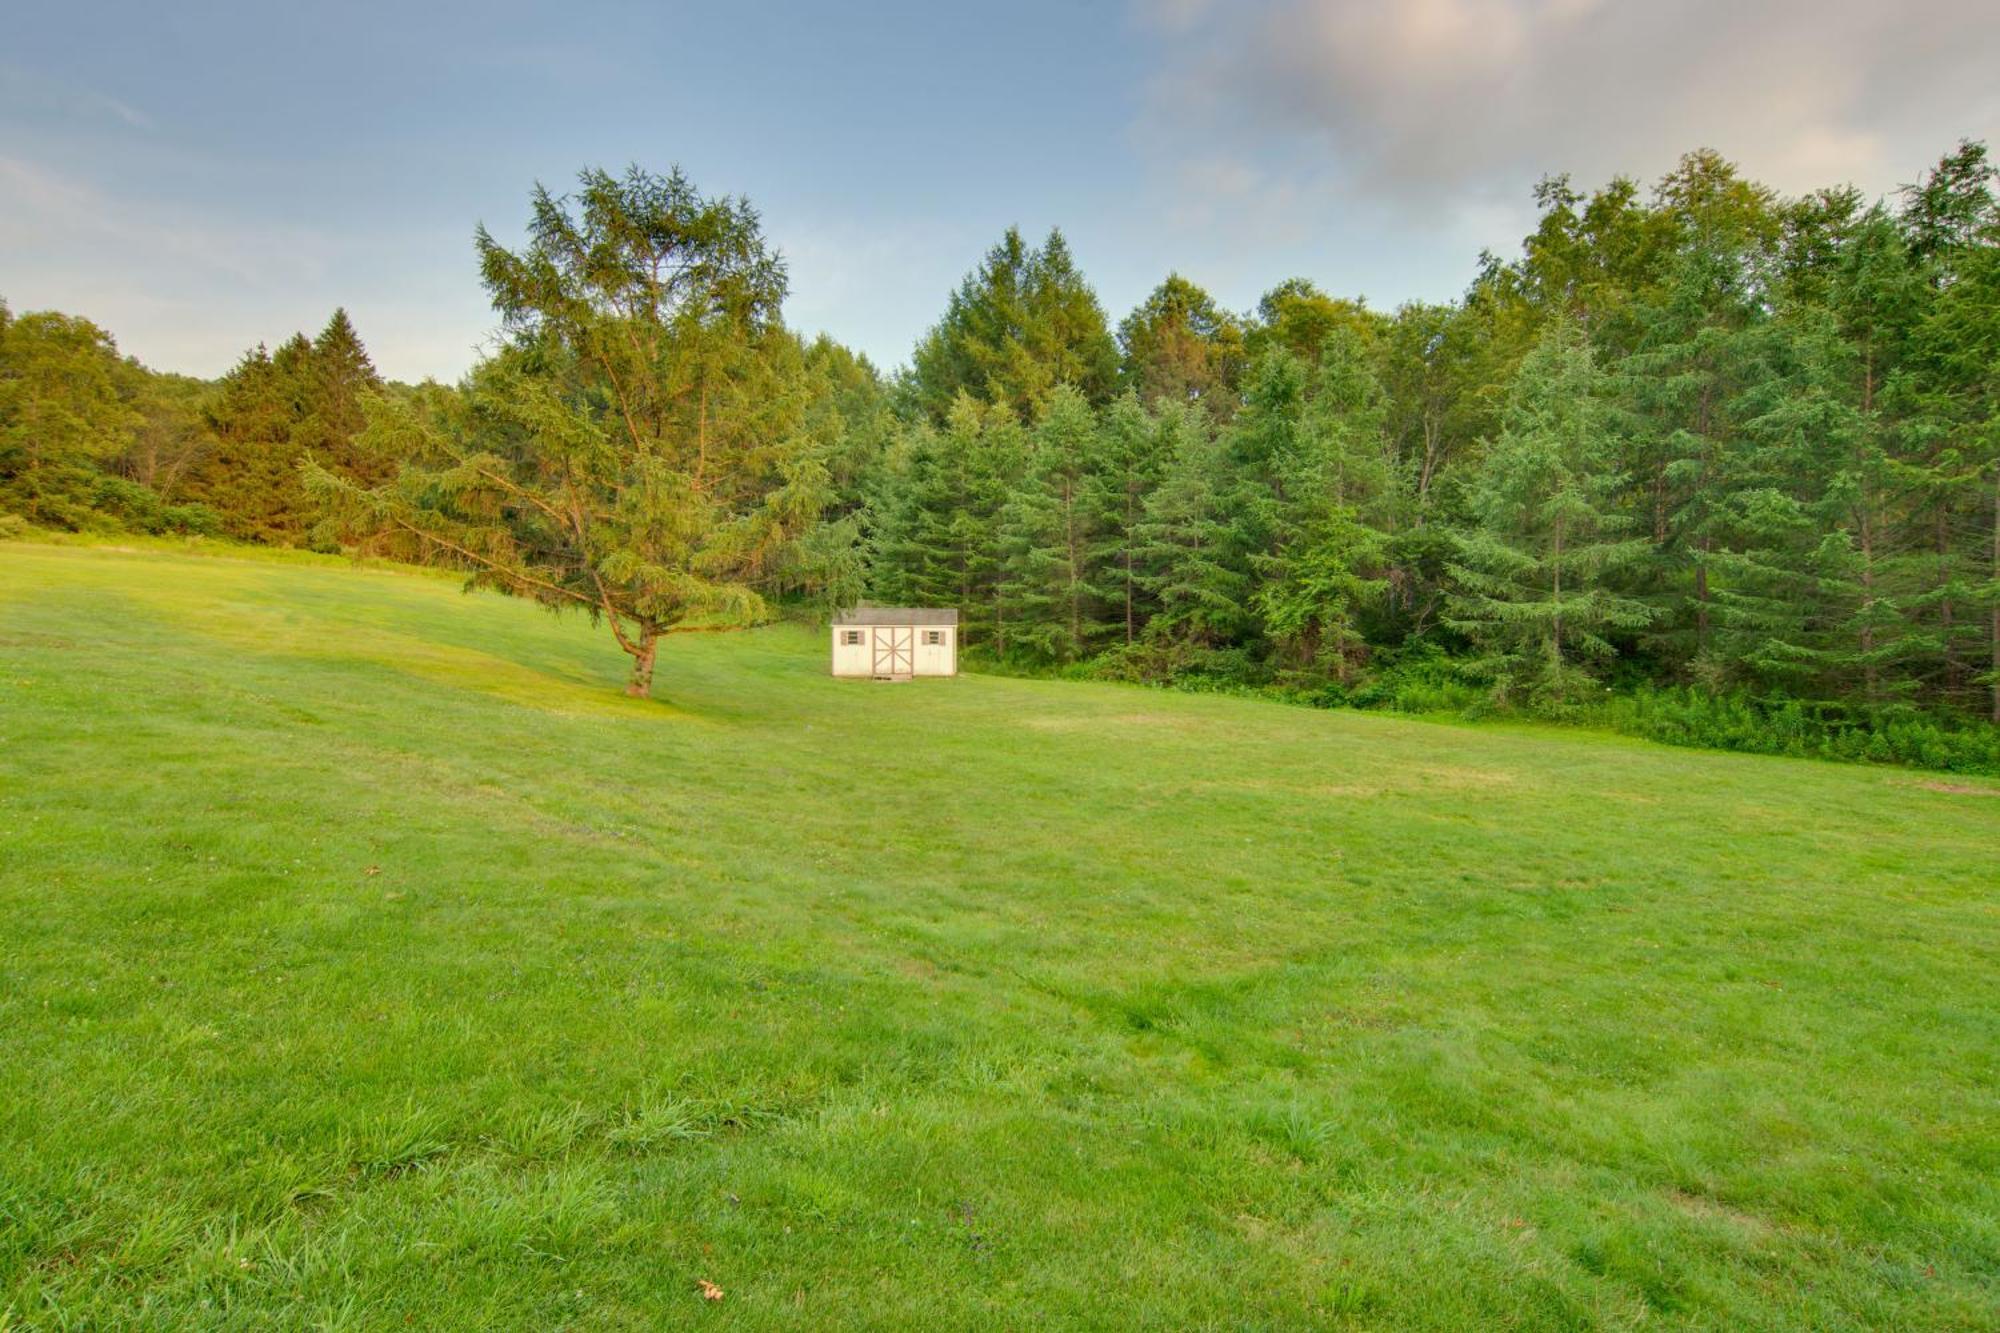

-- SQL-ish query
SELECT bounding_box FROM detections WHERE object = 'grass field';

[2,541,1996,1330]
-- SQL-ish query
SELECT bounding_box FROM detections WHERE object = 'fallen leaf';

[697,1279,724,1302]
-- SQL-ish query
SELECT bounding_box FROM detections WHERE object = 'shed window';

[923,630,944,645]
[841,630,864,646]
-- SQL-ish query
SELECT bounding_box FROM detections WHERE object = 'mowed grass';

[1,543,1996,1331]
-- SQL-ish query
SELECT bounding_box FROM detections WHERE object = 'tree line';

[3,144,1997,734]
[868,146,2000,727]
[0,303,393,545]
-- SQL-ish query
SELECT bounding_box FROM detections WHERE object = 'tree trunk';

[1416,417,1441,525]
[1550,519,1565,678]
[1063,476,1081,658]
[1939,505,1957,699]
[1653,462,1669,544]
[1125,479,1138,646]
[626,628,659,698]
[1991,472,1999,724]
[1125,546,1135,645]
[1858,500,1878,702]
[1694,542,1710,652]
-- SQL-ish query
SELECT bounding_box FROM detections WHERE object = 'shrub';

[1596,686,2000,776]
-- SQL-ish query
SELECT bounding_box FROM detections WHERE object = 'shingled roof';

[832,607,959,627]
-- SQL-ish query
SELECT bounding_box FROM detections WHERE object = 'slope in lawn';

[1,543,1996,1329]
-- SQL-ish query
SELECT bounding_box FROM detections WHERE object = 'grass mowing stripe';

[1,541,1996,1328]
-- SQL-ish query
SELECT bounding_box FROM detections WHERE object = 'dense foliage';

[0,302,393,544]
[185,310,389,545]
[0,305,220,535]
[7,143,1999,740]
[868,144,2000,732]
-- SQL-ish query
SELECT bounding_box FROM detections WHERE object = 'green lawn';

[2,542,1996,1330]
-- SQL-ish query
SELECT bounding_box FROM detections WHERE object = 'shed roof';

[832,607,959,627]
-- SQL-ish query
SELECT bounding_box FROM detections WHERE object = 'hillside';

[1,543,1996,1329]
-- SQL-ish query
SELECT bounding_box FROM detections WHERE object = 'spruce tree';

[1134,406,1255,659]
[1257,329,1396,679]
[1447,321,1653,704]
[298,308,384,483]
[1087,392,1174,644]
[998,386,1109,662]
[909,228,1118,422]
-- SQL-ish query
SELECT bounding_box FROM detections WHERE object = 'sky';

[5,0,1998,383]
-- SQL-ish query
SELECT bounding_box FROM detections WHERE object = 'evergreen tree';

[1899,142,2000,720]
[1908,242,2000,722]
[999,386,1109,662]
[1617,165,1780,669]
[870,394,1024,649]
[1448,322,1654,704]
[1709,314,1923,699]
[909,227,1118,422]
[297,308,384,482]
[1257,330,1396,679]
[1134,406,1255,658]
[311,166,827,698]
[1087,393,1174,645]
[182,313,385,545]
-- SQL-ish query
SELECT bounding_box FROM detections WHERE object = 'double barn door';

[872,626,914,677]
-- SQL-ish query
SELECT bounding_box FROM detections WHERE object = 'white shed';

[831,608,959,679]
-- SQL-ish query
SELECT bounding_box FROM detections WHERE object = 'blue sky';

[5,1,1997,381]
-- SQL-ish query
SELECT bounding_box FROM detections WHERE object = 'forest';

[5,145,1999,765]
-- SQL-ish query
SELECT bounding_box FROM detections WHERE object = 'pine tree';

[998,386,1109,662]
[1908,242,2000,722]
[1618,226,1775,669]
[871,394,1023,648]
[1710,313,1926,698]
[1134,407,1255,658]
[298,308,384,482]
[183,313,385,545]
[909,228,1118,422]
[1899,142,2000,721]
[1086,393,1174,645]
[1447,321,1654,704]
[311,166,827,699]
[1256,329,1396,679]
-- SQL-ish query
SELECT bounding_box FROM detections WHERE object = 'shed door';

[873,626,914,676]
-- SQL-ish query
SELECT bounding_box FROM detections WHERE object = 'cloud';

[1139,0,2000,218]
